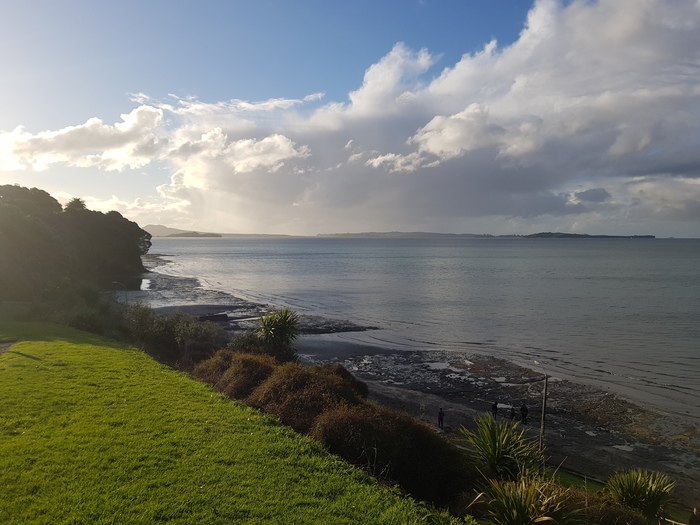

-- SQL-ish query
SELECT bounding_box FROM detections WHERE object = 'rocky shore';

[133,262,699,508]
[297,334,700,509]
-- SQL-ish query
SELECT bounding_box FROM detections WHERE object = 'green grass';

[0,317,455,524]
[552,469,605,492]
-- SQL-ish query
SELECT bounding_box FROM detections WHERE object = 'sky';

[1,0,700,237]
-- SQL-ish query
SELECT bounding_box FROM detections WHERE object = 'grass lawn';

[0,316,455,525]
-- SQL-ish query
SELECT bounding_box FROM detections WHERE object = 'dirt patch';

[0,340,17,358]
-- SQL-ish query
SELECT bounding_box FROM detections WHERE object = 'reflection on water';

[146,237,700,419]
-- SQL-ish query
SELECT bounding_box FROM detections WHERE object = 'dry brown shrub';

[309,403,475,506]
[227,330,297,362]
[192,349,238,386]
[317,363,369,399]
[246,363,366,433]
[218,353,279,399]
[567,487,648,525]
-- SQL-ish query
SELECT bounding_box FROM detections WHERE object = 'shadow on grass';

[5,351,42,361]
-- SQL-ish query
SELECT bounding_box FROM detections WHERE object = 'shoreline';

[132,263,699,507]
[296,334,700,508]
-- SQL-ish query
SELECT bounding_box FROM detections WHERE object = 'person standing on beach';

[689,507,700,525]
[491,402,498,418]
[438,408,444,429]
[521,403,528,424]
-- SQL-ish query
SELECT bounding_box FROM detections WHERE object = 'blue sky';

[2,0,699,237]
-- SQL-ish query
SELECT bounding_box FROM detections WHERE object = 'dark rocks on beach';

[297,342,700,508]
[197,313,230,323]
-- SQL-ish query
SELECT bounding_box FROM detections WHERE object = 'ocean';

[146,236,700,419]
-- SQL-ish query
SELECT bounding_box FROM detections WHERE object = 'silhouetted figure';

[510,406,516,421]
[491,402,498,418]
[689,507,700,525]
[521,404,529,424]
[438,408,444,429]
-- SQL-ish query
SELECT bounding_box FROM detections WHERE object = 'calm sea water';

[148,237,700,418]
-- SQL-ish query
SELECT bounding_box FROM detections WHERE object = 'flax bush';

[606,468,675,519]
[480,476,582,525]
[460,414,542,482]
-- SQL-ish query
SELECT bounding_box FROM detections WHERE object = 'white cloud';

[410,104,504,159]
[347,43,436,115]
[2,106,164,171]
[2,0,700,236]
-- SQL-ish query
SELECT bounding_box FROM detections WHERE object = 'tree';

[257,307,300,348]
[0,184,151,301]
[0,185,65,299]
[64,197,87,212]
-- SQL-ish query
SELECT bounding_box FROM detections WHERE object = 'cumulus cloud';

[2,0,700,236]
[4,106,165,171]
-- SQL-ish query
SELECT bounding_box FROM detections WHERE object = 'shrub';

[193,350,238,386]
[228,329,298,363]
[567,487,648,525]
[460,415,543,482]
[606,468,675,519]
[257,307,299,348]
[317,363,369,399]
[218,353,279,399]
[310,403,475,506]
[26,281,125,338]
[174,315,230,369]
[64,308,110,335]
[246,362,366,434]
[122,303,175,355]
[123,304,229,368]
[480,476,582,525]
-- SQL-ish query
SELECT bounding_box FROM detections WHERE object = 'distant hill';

[144,225,657,240]
[526,232,655,239]
[317,232,495,239]
[143,224,294,239]
[143,225,221,238]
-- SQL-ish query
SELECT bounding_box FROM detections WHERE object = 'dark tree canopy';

[64,197,87,212]
[0,184,152,300]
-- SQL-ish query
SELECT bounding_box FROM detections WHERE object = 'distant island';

[317,232,495,239]
[317,231,656,239]
[526,232,655,239]
[167,231,222,238]
[144,225,656,240]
